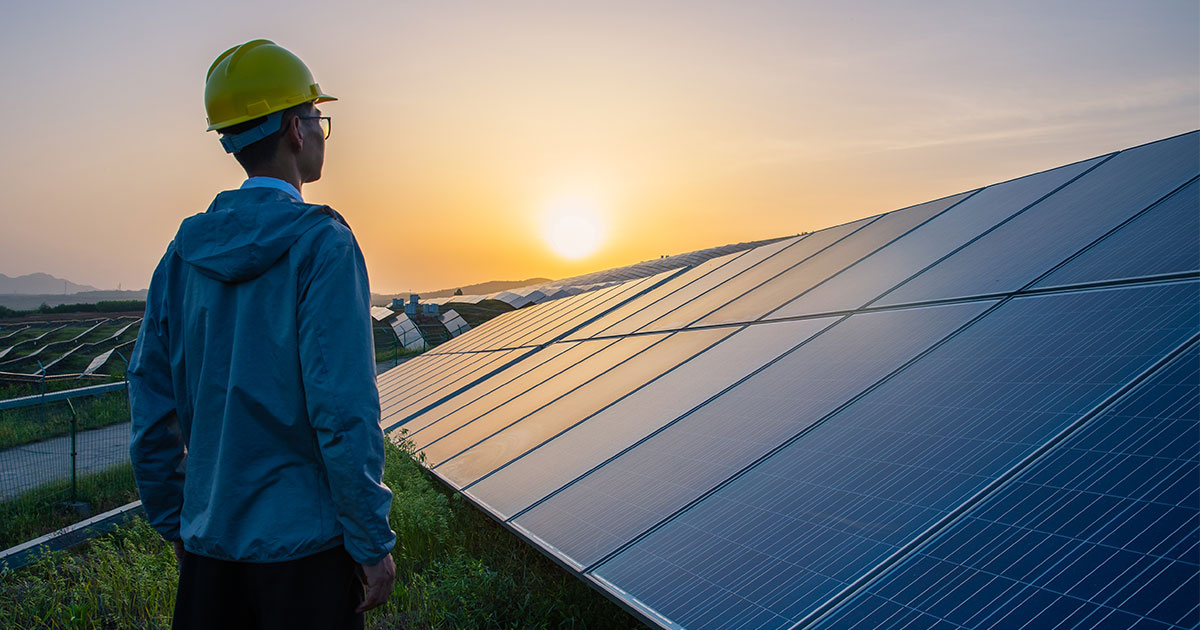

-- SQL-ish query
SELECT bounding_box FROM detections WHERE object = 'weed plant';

[0,390,130,450]
[0,463,139,550]
[0,439,646,629]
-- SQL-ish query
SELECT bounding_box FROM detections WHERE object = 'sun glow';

[541,197,606,260]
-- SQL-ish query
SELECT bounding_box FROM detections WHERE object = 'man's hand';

[172,540,187,574]
[356,554,396,613]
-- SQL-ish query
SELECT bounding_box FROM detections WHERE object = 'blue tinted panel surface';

[516,300,992,569]
[593,281,1199,630]
[696,191,973,326]
[1035,178,1200,289]
[878,131,1199,305]
[821,345,1199,630]
[467,318,834,520]
[771,156,1106,319]
[564,252,748,341]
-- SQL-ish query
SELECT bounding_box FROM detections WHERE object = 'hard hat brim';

[207,94,337,132]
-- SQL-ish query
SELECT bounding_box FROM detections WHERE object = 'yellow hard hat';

[204,39,336,132]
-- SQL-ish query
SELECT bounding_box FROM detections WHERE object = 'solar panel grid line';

[738,189,982,325]
[378,350,481,400]
[590,281,1198,630]
[466,317,840,521]
[382,349,541,433]
[1001,175,1200,302]
[425,307,521,355]
[452,284,633,355]
[391,342,581,438]
[572,299,1009,575]
[792,332,1200,630]
[523,271,688,347]
[638,218,879,334]
[565,250,754,342]
[378,351,498,409]
[406,339,628,451]
[380,348,539,430]
[421,333,671,465]
[440,285,617,354]
[694,190,979,328]
[459,325,750,494]
[813,345,1200,630]
[438,327,739,488]
[381,347,536,418]
[855,151,1120,314]
[874,131,1199,308]
[475,281,649,351]
[502,311,851,527]
[596,237,804,338]
[1030,175,1200,290]
[400,342,609,444]
[449,285,624,353]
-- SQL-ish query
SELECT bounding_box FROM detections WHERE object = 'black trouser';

[173,546,364,630]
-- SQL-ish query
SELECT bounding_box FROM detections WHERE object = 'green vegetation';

[373,326,424,366]
[0,301,145,319]
[0,439,645,629]
[0,463,139,550]
[0,390,129,451]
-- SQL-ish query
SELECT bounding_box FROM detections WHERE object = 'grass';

[0,438,647,629]
[0,390,130,451]
[0,463,140,550]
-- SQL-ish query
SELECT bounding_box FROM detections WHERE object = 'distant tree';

[454,288,464,296]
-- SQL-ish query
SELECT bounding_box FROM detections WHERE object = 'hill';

[0,272,98,295]
[372,278,549,306]
[0,290,149,311]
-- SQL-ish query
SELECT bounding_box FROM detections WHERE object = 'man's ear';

[283,115,304,153]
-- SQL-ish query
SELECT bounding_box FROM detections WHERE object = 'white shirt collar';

[240,177,304,203]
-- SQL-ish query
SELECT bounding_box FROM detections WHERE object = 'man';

[129,39,396,629]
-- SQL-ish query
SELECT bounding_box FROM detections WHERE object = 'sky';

[0,1,1196,294]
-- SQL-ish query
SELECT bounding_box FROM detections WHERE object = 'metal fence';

[0,380,137,549]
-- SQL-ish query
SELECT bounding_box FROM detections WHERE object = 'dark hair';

[220,102,313,171]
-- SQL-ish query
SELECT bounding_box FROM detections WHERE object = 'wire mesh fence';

[0,382,138,550]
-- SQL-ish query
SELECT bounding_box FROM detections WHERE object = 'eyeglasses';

[297,115,331,140]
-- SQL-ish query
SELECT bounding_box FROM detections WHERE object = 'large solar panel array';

[375,131,1199,629]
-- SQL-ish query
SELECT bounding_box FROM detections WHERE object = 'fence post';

[116,351,131,418]
[36,360,47,425]
[66,399,78,503]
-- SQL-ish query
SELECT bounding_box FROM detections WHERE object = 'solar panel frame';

[515,299,996,570]
[765,154,1110,321]
[1032,176,1200,290]
[814,342,1200,630]
[590,280,1199,630]
[694,191,976,327]
[875,131,1199,307]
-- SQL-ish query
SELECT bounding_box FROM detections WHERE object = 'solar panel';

[515,298,994,569]
[694,191,974,326]
[766,155,1108,320]
[380,348,531,424]
[435,327,736,487]
[564,250,751,341]
[876,131,1198,306]
[596,237,802,338]
[1033,177,1200,289]
[466,317,839,520]
[397,341,590,437]
[439,285,623,353]
[522,272,682,347]
[591,281,1198,630]
[639,218,876,333]
[818,343,1198,630]
[417,334,668,464]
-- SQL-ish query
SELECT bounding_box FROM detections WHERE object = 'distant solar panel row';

[375,130,1199,629]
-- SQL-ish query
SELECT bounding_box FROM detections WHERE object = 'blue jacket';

[129,187,395,565]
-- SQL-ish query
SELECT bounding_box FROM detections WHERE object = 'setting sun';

[541,197,606,260]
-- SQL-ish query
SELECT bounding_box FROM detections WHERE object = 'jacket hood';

[175,188,334,283]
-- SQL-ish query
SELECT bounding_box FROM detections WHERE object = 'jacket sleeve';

[128,256,186,541]
[297,225,396,565]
